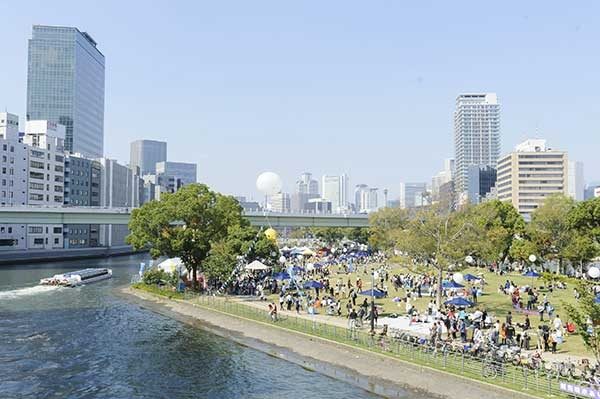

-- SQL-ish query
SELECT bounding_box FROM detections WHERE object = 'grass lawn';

[265,261,591,357]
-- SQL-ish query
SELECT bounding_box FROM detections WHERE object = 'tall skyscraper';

[567,161,585,201]
[27,25,105,158]
[454,93,500,196]
[431,158,454,202]
[296,172,319,195]
[130,140,167,176]
[322,174,349,213]
[399,182,427,209]
[156,161,197,185]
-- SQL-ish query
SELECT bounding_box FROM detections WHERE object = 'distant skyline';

[1,1,599,200]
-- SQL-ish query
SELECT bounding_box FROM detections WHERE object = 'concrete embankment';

[121,288,537,399]
[0,246,145,265]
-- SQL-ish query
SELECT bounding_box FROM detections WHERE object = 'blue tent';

[464,273,481,282]
[442,280,465,289]
[595,295,600,304]
[522,270,541,278]
[273,271,291,280]
[303,280,324,289]
[359,288,386,298]
[445,297,474,307]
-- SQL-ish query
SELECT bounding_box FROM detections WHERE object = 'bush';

[142,268,171,285]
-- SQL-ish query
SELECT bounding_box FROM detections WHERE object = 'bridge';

[0,207,369,228]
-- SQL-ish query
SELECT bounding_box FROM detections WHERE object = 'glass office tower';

[27,25,105,158]
[130,140,168,176]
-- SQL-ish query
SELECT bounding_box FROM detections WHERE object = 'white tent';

[158,257,187,275]
[245,260,270,271]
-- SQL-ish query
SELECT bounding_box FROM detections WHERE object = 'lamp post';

[370,270,379,333]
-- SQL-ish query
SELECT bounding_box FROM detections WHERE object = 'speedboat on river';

[39,268,113,287]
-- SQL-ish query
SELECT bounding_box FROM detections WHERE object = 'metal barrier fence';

[173,291,600,398]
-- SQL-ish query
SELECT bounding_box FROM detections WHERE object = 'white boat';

[39,268,113,287]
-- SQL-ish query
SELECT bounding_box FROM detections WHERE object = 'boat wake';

[0,285,61,300]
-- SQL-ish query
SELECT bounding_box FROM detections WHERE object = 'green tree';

[569,197,600,244]
[396,204,475,306]
[528,194,575,274]
[562,232,599,274]
[127,184,247,289]
[368,207,410,250]
[508,237,538,265]
[469,200,525,265]
[565,281,600,362]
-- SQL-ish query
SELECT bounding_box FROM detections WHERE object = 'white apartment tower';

[454,93,500,195]
[496,139,568,219]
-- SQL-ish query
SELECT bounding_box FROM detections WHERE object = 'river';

[0,254,388,399]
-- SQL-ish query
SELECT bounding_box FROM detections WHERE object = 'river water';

[0,254,386,399]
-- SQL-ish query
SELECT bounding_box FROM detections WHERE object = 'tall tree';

[528,194,575,274]
[127,184,247,288]
[396,204,475,306]
[569,197,600,244]
[368,207,411,250]
[469,200,525,265]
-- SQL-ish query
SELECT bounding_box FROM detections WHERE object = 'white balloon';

[588,266,600,279]
[256,172,282,196]
[279,256,287,264]
[529,254,537,263]
[453,272,465,285]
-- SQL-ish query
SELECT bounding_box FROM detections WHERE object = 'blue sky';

[1,1,599,200]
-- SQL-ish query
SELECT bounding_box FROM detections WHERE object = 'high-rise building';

[567,161,585,201]
[353,184,378,213]
[431,158,454,202]
[454,93,500,195]
[23,121,65,207]
[496,139,568,219]
[296,172,319,195]
[291,172,320,212]
[399,182,427,209]
[466,165,497,204]
[23,120,66,250]
[130,140,167,176]
[27,25,105,158]
[322,174,349,213]
[270,192,290,213]
[156,161,197,185]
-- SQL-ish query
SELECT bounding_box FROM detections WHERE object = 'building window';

[33,238,44,245]
[53,227,62,234]
[28,226,43,234]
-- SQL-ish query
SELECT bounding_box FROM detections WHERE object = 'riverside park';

[128,182,600,399]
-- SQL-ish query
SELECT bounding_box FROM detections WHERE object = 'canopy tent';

[245,260,270,271]
[273,271,291,280]
[301,248,315,256]
[359,288,386,298]
[444,297,474,307]
[522,270,541,278]
[157,257,187,275]
[464,273,481,282]
[442,280,465,289]
[303,280,324,289]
